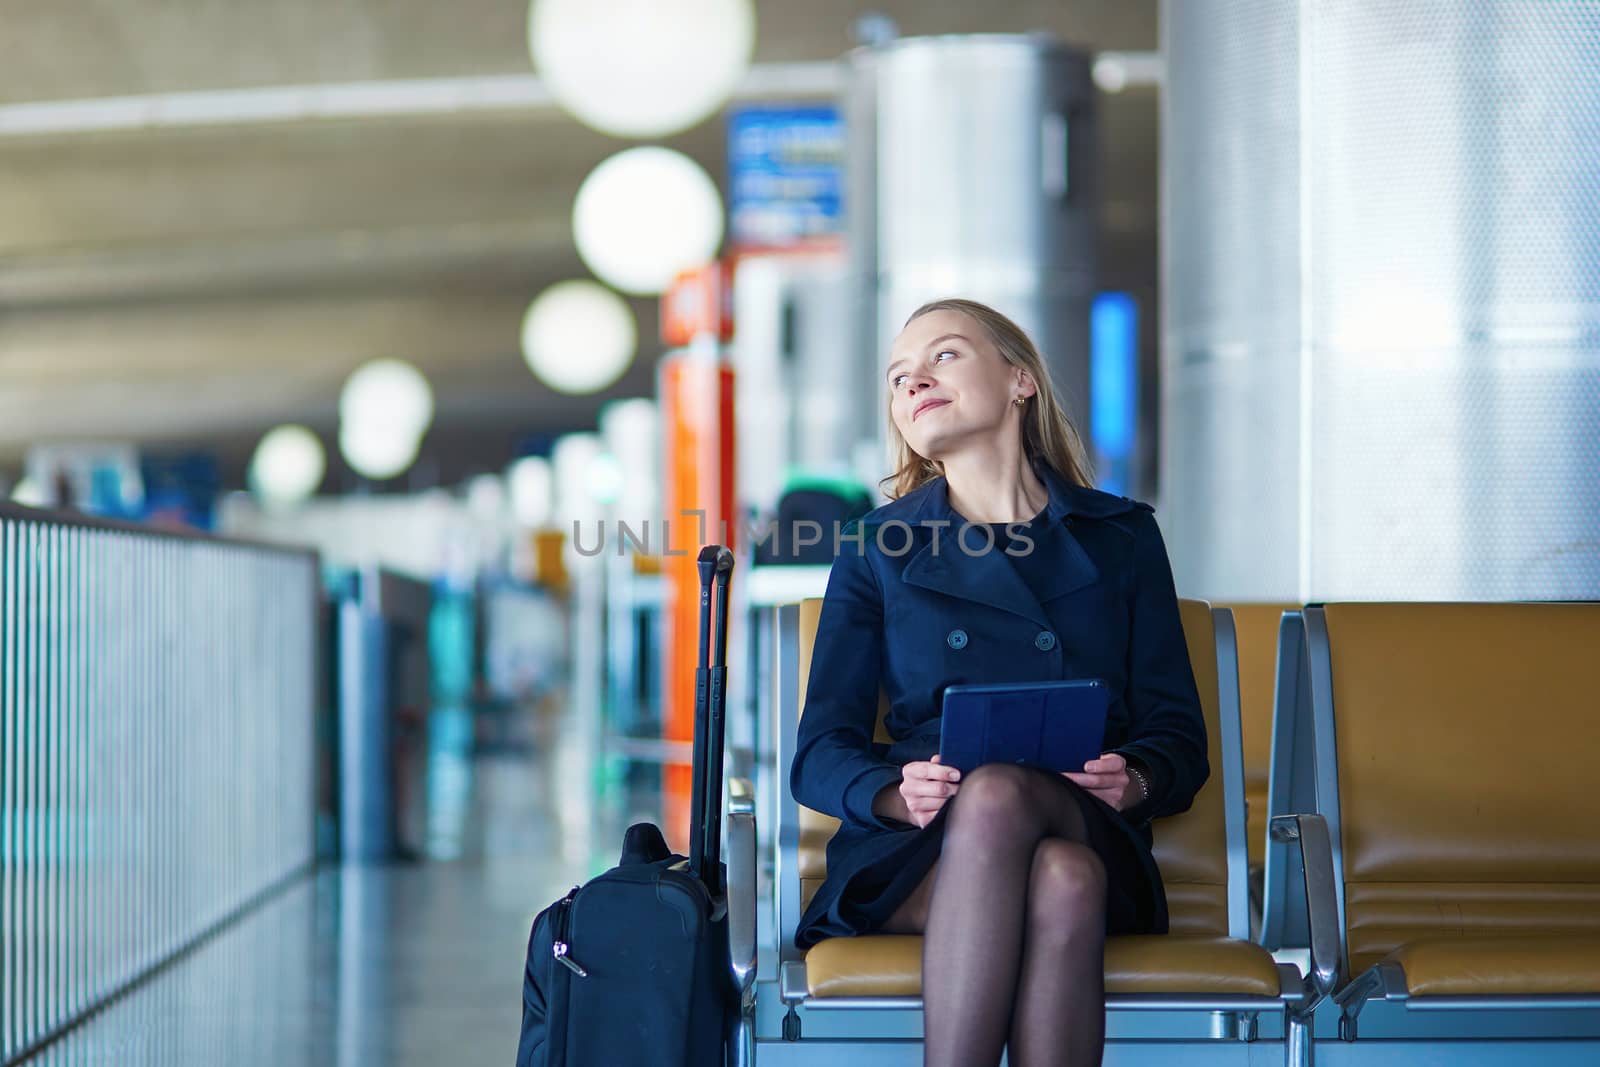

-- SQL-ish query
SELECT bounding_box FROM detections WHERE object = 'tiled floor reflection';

[22,746,605,1067]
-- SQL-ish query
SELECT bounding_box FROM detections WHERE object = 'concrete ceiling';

[0,0,1158,489]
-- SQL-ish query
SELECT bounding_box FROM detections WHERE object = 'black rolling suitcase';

[516,546,739,1067]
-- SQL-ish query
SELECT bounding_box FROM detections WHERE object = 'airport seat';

[762,598,1329,1065]
[1287,604,1600,1043]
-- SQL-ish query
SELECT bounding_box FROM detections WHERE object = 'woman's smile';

[913,398,951,420]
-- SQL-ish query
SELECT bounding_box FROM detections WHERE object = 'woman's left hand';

[1063,753,1141,812]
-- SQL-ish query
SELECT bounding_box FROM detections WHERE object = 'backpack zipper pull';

[552,941,588,977]
[552,885,587,977]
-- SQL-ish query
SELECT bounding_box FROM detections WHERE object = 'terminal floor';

[20,731,633,1066]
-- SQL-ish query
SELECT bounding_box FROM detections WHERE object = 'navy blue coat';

[789,459,1210,947]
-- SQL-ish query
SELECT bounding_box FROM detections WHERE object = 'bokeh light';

[339,359,435,438]
[521,280,638,394]
[249,424,326,509]
[599,397,660,517]
[552,432,604,529]
[508,456,554,527]
[466,472,507,523]
[528,0,755,138]
[587,452,624,504]
[339,418,422,481]
[9,477,45,507]
[573,147,724,295]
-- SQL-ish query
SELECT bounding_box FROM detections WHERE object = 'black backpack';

[516,547,738,1067]
[752,478,875,566]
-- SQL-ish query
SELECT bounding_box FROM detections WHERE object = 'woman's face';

[887,309,1030,462]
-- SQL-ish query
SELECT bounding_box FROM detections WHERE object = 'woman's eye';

[890,352,953,388]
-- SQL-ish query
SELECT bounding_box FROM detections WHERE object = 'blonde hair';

[881,298,1095,500]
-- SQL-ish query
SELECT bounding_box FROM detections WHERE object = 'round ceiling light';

[339,359,435,438]
[339,419,422,482]
[528,0,755,138]
[9,476,45,507]
[521,280,638,394]
[249,425,326,508]
[573,147,724,296]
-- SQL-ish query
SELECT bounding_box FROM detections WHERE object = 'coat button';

[946,628,968,650]
[1035,630,1057,651]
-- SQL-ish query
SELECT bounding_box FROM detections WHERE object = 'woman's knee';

[1027,839,1107,938]
[945,763,1034,840]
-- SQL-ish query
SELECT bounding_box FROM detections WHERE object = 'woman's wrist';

[1119,753,1156,812]
[1124,759,1152,805]
[872,781,911,824]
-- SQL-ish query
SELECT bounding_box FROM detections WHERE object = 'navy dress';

[789,459,1210,950]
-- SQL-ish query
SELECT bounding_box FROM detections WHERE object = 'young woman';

[789,298,1210,1067]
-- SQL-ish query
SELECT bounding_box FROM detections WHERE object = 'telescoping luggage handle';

[688,545,734,893]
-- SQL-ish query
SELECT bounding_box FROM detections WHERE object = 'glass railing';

[1,503,319,1062]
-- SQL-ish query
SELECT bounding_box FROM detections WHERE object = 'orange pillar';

[658,351,736,855]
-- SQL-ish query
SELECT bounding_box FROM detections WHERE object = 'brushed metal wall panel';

[865,35,1098,475]
[1161,0,1302,598]
[1163,0,1600,601]
[1303,0,1600,599]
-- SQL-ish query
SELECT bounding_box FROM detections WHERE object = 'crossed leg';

[880,763,1110,1067]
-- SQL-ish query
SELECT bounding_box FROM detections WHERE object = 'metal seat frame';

[1263,605,1600,1060]
[729,602,1333,1066]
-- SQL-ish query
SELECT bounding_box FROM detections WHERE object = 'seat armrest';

[1270,813,1341,1004]
[729,775,755,815]
[727,777,757,997]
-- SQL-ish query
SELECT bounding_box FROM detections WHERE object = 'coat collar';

[887,458,1142,526]
[871,459,1142,629]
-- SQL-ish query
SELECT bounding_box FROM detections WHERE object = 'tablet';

[938,679,1110,775]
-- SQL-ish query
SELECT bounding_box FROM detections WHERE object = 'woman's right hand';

[899,754,961,828]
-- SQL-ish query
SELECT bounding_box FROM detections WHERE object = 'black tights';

[913,763,1109,1067]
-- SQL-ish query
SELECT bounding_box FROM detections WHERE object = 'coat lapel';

[1022,519,1101,604]
[900,532,1052,628]
[888,461,1114,628]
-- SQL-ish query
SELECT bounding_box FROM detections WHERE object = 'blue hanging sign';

[726,104,844,250]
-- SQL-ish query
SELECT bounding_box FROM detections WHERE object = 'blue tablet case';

[938,679,1110,775]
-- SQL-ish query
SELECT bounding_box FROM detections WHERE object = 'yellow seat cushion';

[1321,605,1600,975]
[1105,936,1283,996]
[1384,935,1600,997]
[806,936,924,998]
[804,934,1282,999]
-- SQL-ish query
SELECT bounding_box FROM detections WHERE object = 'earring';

[1013,397,1024,407]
